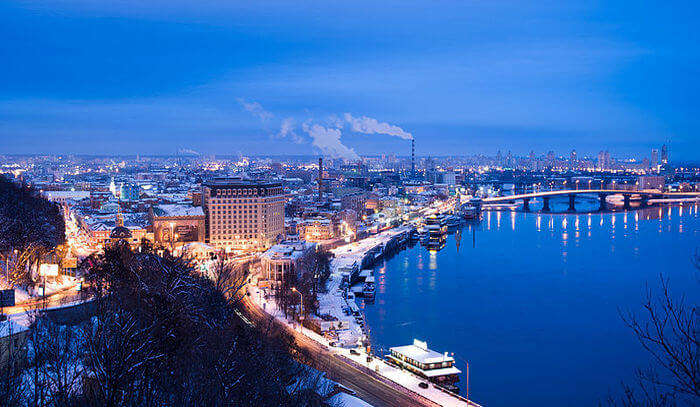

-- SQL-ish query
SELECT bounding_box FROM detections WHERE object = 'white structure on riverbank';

[260,241,316,282]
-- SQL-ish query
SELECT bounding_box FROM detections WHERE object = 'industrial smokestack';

[318,157,323,202]
[411,139,415,178]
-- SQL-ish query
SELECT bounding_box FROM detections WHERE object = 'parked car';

[419,382,429,389]
[349,349,360,356]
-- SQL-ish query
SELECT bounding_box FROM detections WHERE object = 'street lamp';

[291,287,303,321]
[169,222,175,252]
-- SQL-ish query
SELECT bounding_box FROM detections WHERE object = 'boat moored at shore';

[386,339,463,394]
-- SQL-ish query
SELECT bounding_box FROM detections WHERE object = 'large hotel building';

[202,178,285,252]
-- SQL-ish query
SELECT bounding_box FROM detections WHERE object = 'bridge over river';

[481,189,700,211]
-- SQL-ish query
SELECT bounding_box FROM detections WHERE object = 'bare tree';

[0,175,65,291]
[615,274,699,406]
[0,319,28,407]
[211,257,249,306]
[31,315,83,406]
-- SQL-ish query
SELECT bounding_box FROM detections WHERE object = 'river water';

[362,201,700,407]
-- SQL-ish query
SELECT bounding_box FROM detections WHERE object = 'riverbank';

[363,204,700,406]
[249,225,478,407]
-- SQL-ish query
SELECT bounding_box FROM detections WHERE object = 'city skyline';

[2,1,699,159]
[2,2,700,407]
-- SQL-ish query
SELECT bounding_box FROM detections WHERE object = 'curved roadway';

[240,294,454,407]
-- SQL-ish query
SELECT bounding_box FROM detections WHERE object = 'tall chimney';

[318,157,323,202]
[411,139,415,178]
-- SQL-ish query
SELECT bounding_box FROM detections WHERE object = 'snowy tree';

[0,175,65,288]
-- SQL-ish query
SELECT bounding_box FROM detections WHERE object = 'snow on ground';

[331,393,374,407]
[251,225,477,407]
[251,284,473,407]
[39,276,80,297]
[0,276,31,303]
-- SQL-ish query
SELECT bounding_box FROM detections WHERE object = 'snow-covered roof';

[390,339,455,365]
[43,190,91,201]
[261,241,315,261]
[182,242,216,253]
[153,204,204,218]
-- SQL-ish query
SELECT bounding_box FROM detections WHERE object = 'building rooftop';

[261,241,315,261]
[153,204,204,218]
[390,339,455,365]
[203,177,282,187]
[42,190,91,200]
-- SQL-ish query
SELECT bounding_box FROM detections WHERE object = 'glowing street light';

[291,287,304,320]
[169,222,175,252]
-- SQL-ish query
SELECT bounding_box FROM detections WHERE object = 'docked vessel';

[446,215,463,228]
[386,339,462,393]
[362,275,375,301]
[425,214,447,235]
[460,197,482,219]
[424,214,448,250]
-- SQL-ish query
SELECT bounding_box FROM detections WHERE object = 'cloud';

[237,98,273,122]
[278,117,303,144]
[343,113,413,140]
[302,121,359,160]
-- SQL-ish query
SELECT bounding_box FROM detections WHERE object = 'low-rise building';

[149,204,206,246]
[260,241,316,282]
[42,190,91,205]
[299,218,335,242]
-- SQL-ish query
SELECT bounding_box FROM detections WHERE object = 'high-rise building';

[597,150,611,170]
[202,178,285,252]
[546,151,555,168]
[651,149,659,167]
[661,144,669,165]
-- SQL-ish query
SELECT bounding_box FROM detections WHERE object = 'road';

[2,285,83,315]
[241,294,443,407]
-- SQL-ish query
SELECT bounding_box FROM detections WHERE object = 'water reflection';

[365,203,699,406]
[428,250,438,270]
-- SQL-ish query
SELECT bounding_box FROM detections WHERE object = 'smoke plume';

[177,148,200,156]
[343,113,413,140]
[302,122,359,160]
[278,117,303,144]
[237,98,412,160]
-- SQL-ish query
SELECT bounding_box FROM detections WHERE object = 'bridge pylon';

[568,194,576,212]
[542,197,551,212]
[598,193,608,211]
[623,194,631,210]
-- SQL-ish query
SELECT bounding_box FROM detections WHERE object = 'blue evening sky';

[0,1,698,160]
